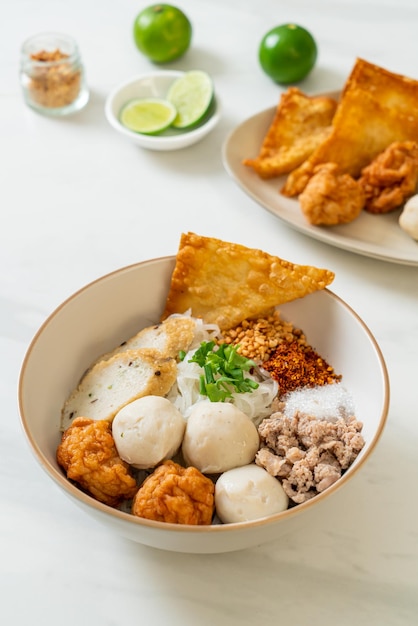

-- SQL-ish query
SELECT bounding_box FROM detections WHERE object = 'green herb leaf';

[188,341,259,402]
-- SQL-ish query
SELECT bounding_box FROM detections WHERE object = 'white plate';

[222,105,418,266]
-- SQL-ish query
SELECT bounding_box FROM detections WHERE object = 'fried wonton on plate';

[282,58,418,197]
[161,232,335,330]
[243,87,338,179]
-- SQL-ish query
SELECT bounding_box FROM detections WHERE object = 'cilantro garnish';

[187,341,259,402]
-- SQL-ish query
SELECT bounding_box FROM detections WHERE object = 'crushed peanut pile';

[216,309,307,363]
[217,311,341,396]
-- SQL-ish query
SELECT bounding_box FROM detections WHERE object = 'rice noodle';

[166,316,278,424]
[169,310,222,348]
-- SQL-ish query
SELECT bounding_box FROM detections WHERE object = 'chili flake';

[262,340,342,396]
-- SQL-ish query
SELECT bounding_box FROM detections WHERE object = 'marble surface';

[2,0,418,623]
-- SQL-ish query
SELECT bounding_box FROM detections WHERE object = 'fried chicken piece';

[358,141,418,213]
[298,163,365,225]
[282,58,418,197]
[57,416,138,507]
[132,460,215,525]
[243,87,338,179]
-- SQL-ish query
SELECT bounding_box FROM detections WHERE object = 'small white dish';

[105,70,221,151]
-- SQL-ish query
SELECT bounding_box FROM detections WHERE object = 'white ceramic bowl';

[18,256,389,553]
[104,71,221,151]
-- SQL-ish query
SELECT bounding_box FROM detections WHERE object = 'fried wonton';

[161,232,335,330]
[243,87,338,179]
[282,58,418,197]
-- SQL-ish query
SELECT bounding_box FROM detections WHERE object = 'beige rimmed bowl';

[18,256,389,553]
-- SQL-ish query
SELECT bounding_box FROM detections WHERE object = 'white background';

[2,1,417,624]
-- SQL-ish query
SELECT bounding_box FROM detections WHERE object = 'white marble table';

[2,0,417,623]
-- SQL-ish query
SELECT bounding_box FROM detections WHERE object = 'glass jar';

[20,33,89,116]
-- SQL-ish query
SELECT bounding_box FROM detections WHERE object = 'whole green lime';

[258,23,318,84]
[133,4,192,64]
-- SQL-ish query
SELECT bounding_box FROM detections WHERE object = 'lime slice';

[119,98,177,135]
[167,70,214,129]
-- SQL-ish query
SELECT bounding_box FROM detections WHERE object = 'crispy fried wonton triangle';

[243,87,338,179]
[282,58,418,197]
[161,233,335,330]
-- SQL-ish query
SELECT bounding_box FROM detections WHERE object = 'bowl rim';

[104,70,221,146]
[18,255,390,534]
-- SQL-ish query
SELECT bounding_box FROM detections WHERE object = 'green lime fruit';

[258,23,318,84]
[119,98,177,134]
[167,70,214,129]
[133,4,192,64]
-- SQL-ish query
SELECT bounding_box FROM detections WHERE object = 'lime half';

[167,70,214,129]
[120,98,177,135]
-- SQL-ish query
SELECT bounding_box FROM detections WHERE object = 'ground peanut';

[217,310,307,363]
